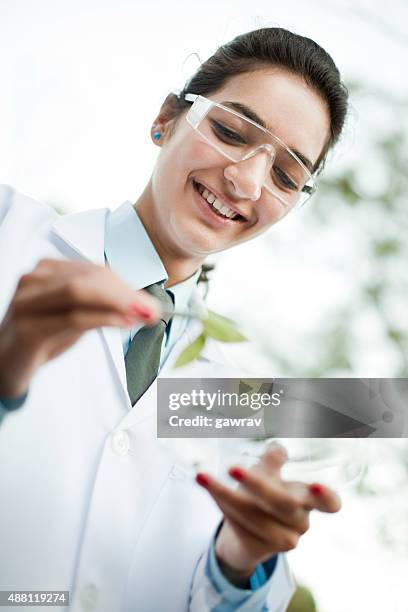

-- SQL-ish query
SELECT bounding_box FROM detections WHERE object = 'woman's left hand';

[196,445,341,586]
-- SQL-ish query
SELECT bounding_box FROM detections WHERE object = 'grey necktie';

[125,282,174,406]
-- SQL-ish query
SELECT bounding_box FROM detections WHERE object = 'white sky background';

[1,1,408,610]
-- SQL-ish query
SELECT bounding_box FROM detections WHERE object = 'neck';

[134,183,205,289]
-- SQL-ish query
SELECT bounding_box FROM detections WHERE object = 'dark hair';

[167,27,348,173]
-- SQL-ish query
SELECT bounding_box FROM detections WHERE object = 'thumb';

[257,443,288,475]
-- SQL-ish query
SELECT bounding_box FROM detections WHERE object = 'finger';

[229,467,311,533]
[229,465,340,518]
[228,467,310,532]
[24,309,138,343]
[307,483,342,513]
[197,473,301,551]
[258,444,288,474]
[248,445,287,493]
[21,259,93,285]
[196,473,304,543]
[222,506,300,553]
[33,258,90,274]
[17,259,161,321]
[13,279,160,323]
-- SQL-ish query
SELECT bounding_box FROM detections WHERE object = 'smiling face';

[136,68,331,277]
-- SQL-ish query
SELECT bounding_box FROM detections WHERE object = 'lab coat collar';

[51,206,109,265]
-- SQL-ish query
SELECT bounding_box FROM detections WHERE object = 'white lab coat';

[0,186,295,612]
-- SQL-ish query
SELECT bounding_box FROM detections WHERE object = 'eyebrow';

[222,100,314,172]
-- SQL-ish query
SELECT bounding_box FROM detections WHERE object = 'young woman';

[0,28,348,612]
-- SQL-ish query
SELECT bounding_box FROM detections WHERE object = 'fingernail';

[129,304,153,320]
[196,473,211,488]
[229,467,246,482]
[309,483,324,495]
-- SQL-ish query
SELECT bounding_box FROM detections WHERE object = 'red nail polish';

[129,304,152,320]
[229,467,246,482]
[196,473,211,488]
[310,483,323,495]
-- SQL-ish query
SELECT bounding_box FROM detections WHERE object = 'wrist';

[215,532,257,588]
[215,554,257,588]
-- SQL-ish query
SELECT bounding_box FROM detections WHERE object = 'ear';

[150,93,182,146]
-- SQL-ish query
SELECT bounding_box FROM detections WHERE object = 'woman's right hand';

[0,258,162,399]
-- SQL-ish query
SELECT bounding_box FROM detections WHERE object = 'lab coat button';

[80,584,98,611]
[111,430,130,456]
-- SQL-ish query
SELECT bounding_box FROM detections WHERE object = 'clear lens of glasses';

[186,95,316,209]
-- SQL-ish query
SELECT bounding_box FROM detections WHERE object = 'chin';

[183,226,229,257]
[180,235,220,258]
[165,214,207,252]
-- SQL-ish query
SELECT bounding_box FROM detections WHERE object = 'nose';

[223,148,274,201]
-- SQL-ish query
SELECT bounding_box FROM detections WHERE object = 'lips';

[192,180,247,223]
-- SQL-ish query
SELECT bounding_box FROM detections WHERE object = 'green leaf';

[202,310,247,342]
[174,333,206,368]
[173,309,247,367]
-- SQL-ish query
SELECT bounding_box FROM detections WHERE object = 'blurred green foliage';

[312,83,407,376]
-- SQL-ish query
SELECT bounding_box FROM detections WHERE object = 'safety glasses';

[184,93,316,209]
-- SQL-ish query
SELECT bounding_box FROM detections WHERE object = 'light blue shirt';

[0,200,277,607]
[207,523,278,611]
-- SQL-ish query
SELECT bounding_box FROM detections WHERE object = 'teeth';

[196,182,239,220]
